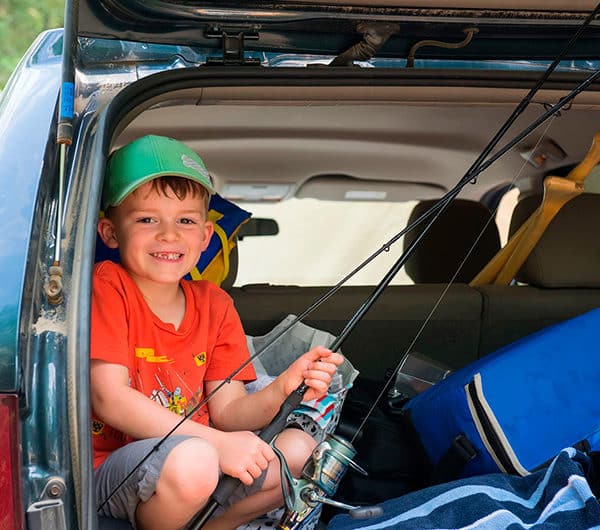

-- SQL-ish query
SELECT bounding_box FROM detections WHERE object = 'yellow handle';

[563,130,600,185]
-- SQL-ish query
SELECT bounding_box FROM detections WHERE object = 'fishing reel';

[272,433,383,530]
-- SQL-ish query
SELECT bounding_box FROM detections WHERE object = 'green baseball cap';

[102,135,215,209]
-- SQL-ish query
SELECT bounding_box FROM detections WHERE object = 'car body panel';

[0,30,62,392]
[77,0,600,60]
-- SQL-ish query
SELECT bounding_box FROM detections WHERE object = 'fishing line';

[99,64,598,511]
[349,114,559,445]
[189,63,600,526]
[100,3,600,514]
[99,61,600,514]
[343,0,600,453]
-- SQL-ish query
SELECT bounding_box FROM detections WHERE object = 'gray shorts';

[95,435,267,528]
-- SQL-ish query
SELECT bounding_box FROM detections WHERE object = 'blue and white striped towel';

[328,448,600,530]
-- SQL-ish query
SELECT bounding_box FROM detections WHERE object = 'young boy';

[91,135,343,530]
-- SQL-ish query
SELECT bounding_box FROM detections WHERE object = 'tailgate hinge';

[205,28,261,66]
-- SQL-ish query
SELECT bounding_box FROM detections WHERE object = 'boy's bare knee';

[273,428,316,476]
[158,437,220,504]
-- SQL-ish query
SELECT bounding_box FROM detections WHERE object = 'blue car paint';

[0,29,62,391]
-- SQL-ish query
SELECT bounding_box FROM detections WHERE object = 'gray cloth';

[245,315,359,443]
[246,314,358,385]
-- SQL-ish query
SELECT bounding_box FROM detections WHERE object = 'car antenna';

[45,0,78,305]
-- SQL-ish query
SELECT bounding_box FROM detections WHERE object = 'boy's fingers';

[305,346,331,362]
[255,455,269,470]
[262,444,275,462]
[256,455,271,469]
[304,378,329,392]
[308,360,338,374]
[248,463,263,478]
[315,349,344,365]
[240,471,254,486]
[303,374,332,390]
[329,352,345,365]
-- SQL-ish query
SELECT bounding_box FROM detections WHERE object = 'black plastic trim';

[78,0,600,59]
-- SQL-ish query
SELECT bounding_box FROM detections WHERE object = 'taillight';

[0,394,23,530]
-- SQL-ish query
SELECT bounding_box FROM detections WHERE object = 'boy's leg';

[135,437,220,529]
[204,428,316,530]
[95,435,220,530]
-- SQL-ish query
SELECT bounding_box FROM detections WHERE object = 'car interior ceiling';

[109,83,600,378]
[117,84,600,200]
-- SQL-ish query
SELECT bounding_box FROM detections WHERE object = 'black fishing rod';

[101,5,600,521]
[97,181,449,514]
[101,59,600,522]
[188,28,600,530]
[186,190,456,529]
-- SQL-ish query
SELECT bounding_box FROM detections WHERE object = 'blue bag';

[403,308,600,479]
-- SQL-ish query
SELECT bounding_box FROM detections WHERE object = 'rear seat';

[476,193,600,355]
[230,194,600,380]
[230,199,499,379]
[231,283,483,380]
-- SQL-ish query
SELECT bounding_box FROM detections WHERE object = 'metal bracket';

[205,28,260,66]
[27,478,67,529]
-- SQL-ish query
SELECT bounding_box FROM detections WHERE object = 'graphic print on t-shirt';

[135,346,207,420]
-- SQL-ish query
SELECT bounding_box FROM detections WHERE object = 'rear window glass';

[235,198,418,287]
[235,193,518,287]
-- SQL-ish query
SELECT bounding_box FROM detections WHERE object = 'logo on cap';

[182,154,212,184]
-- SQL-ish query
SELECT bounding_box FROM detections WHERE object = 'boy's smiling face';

[98,180,213,292]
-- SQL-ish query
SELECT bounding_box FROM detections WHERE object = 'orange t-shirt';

[90,261,256,468]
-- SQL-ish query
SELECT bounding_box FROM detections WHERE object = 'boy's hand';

[215,431,275,486]
[281,346,344,402]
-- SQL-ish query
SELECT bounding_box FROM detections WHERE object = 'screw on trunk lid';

[44,478,66,499]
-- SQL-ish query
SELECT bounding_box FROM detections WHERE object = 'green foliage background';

[0,0,65,89]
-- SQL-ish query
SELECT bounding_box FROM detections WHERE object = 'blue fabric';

[195,193,251,275]
[404,308,600,476]
[327,448,600,530]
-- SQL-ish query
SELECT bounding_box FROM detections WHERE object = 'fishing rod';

[96,176,448,513]
[101,57,600,523]
[187,19,600,530]
[100,4,600,522]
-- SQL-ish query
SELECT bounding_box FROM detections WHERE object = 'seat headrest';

[403,199,501,283]
[509,193,600,288]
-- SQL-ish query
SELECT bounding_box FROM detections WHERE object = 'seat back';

[475,192,600,356]
[509,193,600,288]
[403,199,501,283]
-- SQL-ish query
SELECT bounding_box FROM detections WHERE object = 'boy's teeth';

[153,252,182,260]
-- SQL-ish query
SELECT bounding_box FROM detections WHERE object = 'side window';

[495,188,519,246]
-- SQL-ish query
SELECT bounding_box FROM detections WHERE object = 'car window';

[235,193,518,287]
[235,198,418,287]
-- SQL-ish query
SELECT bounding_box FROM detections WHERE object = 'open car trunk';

[29,1,600,527]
